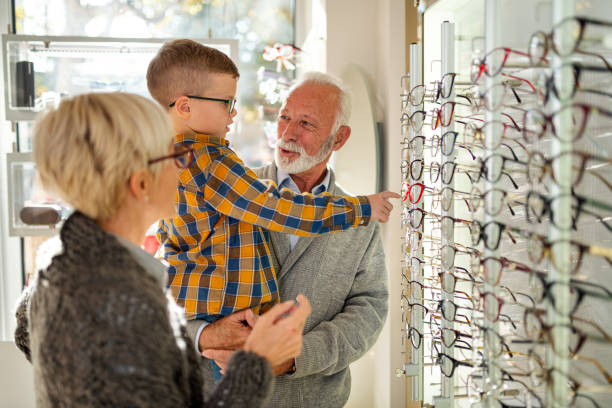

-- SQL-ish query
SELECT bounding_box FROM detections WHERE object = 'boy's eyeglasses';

[168,95,237,114]
[148,146,195,169]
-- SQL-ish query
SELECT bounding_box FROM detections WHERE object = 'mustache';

[276,140,306,154]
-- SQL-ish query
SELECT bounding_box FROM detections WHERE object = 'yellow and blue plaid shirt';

[157,134,371,320]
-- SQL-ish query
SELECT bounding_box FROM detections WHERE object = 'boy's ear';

[174,96,192,119]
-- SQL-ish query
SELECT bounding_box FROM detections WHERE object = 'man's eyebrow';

[300,114,321,125]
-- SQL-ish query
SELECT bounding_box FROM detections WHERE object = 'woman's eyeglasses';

[148,146,195,169]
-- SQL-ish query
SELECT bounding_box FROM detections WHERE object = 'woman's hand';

[243,294,311,368]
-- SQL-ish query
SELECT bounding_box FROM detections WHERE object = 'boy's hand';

[367,191,402,223]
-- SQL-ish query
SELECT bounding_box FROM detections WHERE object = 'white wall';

[325,1,406,407]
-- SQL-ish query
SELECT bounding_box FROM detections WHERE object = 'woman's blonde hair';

[34,92,173,221]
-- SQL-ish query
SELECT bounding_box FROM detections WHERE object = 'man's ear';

[174,96,192,119]
[332,126,351,151]
[127,169,150,203]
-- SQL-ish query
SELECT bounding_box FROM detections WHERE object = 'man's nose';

[278,120,298,142]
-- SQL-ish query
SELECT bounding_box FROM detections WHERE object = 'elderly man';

[192,72,388,407]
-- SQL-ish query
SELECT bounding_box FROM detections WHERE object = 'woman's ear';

[127,169,150,203]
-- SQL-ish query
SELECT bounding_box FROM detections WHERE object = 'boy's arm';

[200,154,371,236]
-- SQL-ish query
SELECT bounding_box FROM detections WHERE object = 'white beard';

[274,133,335,174]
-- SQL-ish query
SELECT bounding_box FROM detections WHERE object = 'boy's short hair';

[34,92,173,221]
[147,39,240,108]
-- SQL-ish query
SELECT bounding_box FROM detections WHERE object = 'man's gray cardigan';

[191,164,389,407]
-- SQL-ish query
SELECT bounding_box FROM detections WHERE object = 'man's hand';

[198,309,254,351]
[366,191,402,223]
[273,358,295,376]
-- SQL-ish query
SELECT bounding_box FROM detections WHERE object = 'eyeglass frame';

[148,146,195,169]
[168,95,237,114]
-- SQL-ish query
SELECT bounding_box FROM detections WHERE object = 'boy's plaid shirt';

[157,134,371,320]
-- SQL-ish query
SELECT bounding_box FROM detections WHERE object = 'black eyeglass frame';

[168,95,237,114]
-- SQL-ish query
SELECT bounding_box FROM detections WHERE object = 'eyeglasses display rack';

[397,0,612,407]
[436,20,456,408]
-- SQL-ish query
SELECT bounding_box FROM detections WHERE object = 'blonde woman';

[13,92,311,407]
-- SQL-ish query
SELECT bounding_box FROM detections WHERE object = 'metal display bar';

[403,42,425,403]
[547,0,574,406]
[433,21,455,408]
[483,2,502,407]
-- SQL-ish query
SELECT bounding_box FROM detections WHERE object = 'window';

[14,0,296,167]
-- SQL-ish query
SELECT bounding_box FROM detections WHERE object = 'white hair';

[288,71,351,135]
[34,92,173,221]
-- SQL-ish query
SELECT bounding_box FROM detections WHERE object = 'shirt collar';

[114,234,168,289]
[175,133,229,147]
[277,166,331,195]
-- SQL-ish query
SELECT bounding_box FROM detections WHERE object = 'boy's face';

[185,72,238,138]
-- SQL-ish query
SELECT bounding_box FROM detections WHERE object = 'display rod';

[434,21,454,408]
[483,2,502,407]
[547,0,574,406]
[404,41,425,403]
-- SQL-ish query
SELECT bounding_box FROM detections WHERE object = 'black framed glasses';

[525,190,612,232]
[148,146,195,169]
[529,16,612,71]
[436,352,474,377]
[169,95,237,114]
[470,154,524,189]
[538,62,612,103]
[535,280,612,315]
[436,72,457,101]
[469,220,518,251]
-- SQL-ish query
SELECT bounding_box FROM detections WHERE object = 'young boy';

[147,39,397,379]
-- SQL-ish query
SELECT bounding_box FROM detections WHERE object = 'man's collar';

[175,133,229,147]
[277,166,331,194]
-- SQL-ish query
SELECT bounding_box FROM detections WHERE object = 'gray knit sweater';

[14,211,272,407]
